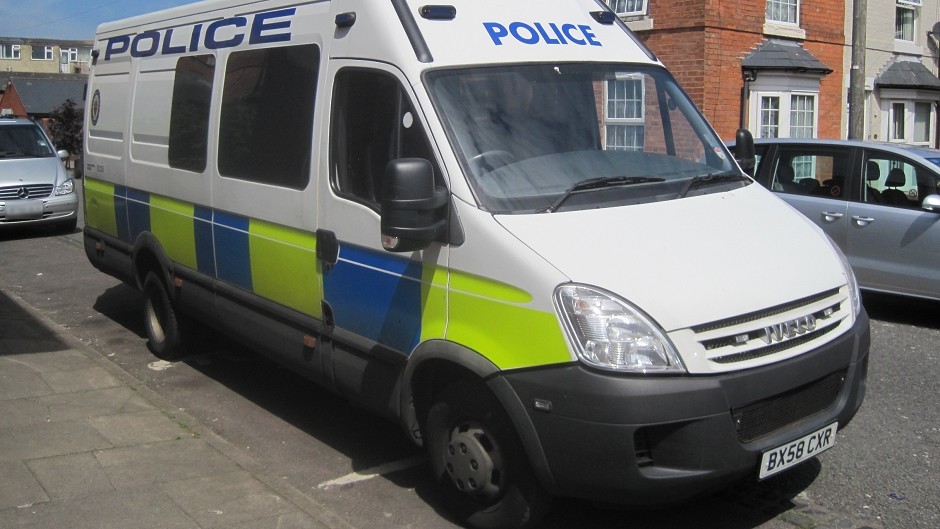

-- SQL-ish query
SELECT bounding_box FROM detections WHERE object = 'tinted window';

[331,69,440,208]
[169,55,214,172]
[863,151,940,208]
[218,45,319,189]
[770,147,850,199]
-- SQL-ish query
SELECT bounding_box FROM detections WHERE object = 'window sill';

[763,21,806,40]
[622,16,654,32]
[893,40,923,56]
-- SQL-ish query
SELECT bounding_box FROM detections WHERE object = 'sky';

[0,0,198,41]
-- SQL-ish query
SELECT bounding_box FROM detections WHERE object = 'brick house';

[607,0,846,142]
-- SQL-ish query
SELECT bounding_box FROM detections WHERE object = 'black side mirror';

[380,158,448,252]
[734,128,756,177]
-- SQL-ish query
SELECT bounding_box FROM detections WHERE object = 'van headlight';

[554,284,685,373]
[55,179,74,196]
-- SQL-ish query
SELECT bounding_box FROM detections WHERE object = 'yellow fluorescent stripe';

[83,178,117,237]
[420,264,448,342]
[149,195,197,269]
[248,219,321,318]
[449,270,533,304]
[447,289,571,370]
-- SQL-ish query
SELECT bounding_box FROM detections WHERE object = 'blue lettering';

[131,31,160,58]
[562,24,586,45]
[535,23,560,44]
[206,17,247,49]
[161,28,187,55]
[508,22,539,44]
[579,25,602,46]
[484,22,509,45]
[105,36,130,60]
[189,24,203,52]
[549,23,568,44]
[249,8,295,44]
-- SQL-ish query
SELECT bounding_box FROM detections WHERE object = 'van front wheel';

[143,272,189,360]
[425,383,550,529]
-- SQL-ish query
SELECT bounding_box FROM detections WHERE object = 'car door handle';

[822,211,844,222]
[851,215,875,226]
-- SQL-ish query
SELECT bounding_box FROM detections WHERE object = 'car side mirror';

[734,128,756,177]
[380,158,448,252]
[57,150,69,159]
[922,194,940,212]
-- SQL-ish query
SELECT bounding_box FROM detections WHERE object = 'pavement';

[0,287,351,529]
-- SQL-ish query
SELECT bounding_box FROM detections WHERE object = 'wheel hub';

[444,423,503,500]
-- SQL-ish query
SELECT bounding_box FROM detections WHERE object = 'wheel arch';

[402,340,558,493]
[131,232,174,292]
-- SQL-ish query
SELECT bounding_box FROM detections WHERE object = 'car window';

[770,147,849,199]
[862,151,940,208]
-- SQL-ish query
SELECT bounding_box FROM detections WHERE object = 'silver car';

[737,138,940,301]
[0,116,78,233]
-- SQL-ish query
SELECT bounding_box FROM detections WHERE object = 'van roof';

[94,0,661,71]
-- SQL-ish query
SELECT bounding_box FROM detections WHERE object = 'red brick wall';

[638,0,846,140]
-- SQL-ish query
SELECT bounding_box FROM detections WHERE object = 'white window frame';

[61,48,78,63]
[606,0,647,17]
[748,83,819,138]
[895,1,917,42]
[31,45,54,61]
[1,44,20,60]
[766,0,799,25]
[751,91,819,139]
[604,76,646,151]
[885,97,935,146]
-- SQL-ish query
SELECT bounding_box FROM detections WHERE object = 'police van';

[82,0,869,527]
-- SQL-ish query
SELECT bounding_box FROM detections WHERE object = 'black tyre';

[425,383,551,529]
[142,271,189,360]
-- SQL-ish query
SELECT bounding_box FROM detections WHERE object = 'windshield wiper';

[540,176,666,213]
[674,171,750,199]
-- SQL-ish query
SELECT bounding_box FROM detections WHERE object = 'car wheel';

[142,271,190,360]
[425,383,550,529]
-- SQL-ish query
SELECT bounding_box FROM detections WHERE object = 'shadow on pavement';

[0,289,70,355]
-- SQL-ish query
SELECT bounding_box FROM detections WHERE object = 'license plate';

[759,422,837,479]
[5,199,44,220]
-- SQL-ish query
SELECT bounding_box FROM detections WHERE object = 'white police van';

[82,1,869,527]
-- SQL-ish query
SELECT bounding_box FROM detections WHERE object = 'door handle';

[822,211,844,222]
[851,215,875,227]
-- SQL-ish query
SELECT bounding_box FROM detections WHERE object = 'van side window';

[331,69,440,208]
[168,55,214,173]
[218,44,320,189]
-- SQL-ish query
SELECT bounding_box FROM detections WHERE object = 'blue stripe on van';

[114,185,130,243]
[324,244,422,353]
[125,187,151,242]
[194,205,215,277]
[213,210,252,290]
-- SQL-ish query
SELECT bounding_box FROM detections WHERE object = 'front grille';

[674,286,851,373]
[732,369,846,443]
[0,184,54,200]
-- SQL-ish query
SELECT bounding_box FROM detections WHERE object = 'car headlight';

[827,236,861,318]
[55,179,74,196]
[554,284,685,373]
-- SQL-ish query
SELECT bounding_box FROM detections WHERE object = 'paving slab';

[25,452,115,500]
[0,460,49,511]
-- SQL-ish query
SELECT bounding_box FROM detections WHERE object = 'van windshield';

[426,64,746,213]
[0,124,56,159]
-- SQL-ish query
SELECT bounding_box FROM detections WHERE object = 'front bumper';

[0,193,78,229]
[493,309,869,505]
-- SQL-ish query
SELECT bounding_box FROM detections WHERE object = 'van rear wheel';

[425,383,550,529]
[142,271,189,360]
